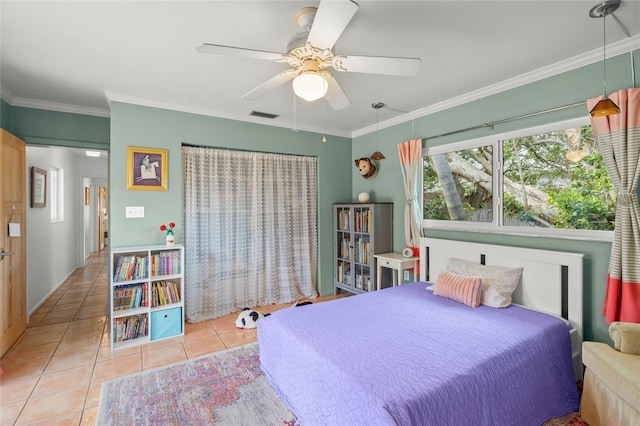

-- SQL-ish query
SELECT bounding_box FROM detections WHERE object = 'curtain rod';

[422,101,587,141]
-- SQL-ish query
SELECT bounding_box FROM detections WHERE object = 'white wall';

[25,147,108,313]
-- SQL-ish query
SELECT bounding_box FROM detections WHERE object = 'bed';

[258,237,583,425]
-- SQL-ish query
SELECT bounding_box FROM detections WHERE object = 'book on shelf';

[362,274,371,291]
[354,209,371,233]
[113,283,148,311]
[113,314,148,342]
[151,251,181,277]
[337,209,350,231]
[113,255,148,282]
[152,281,181,307]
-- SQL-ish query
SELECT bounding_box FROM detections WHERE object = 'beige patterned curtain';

[397,139,424,249]
[182,146,317,322]
[587,88,640,323]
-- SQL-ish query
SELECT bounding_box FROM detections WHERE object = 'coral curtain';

[397,139,424,249]
[182,146,317,322]
[587,88,640,323]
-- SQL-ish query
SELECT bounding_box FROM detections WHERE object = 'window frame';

[422,117,614,242]
[50,165,64,223]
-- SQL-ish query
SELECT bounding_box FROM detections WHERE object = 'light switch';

[125,206,145,218]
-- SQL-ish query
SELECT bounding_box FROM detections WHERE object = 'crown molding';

[351,35,640,139]
[1,84,16,103]
[104,91,351,139]
[8,96,110,118]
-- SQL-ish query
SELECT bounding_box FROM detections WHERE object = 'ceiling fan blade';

[307,0,359,51]
[333,55,421,76]
[196,43,285,61]
[322,73,351,110]
[241,69,300,100]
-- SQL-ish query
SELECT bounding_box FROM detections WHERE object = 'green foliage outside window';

[423,125,616,231]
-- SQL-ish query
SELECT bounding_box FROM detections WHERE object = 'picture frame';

[31,166,47,208]
[127,146,168,191]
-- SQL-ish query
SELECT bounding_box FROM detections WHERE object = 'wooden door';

[0,129,27,357]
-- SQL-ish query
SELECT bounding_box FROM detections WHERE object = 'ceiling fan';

[196,0,421,110]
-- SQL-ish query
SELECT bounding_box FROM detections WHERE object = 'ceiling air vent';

[249,110,279,119]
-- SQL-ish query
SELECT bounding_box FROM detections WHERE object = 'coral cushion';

[446,258,523,308]
[433,271,483,308]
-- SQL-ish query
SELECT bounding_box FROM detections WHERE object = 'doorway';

[98,186,108,251]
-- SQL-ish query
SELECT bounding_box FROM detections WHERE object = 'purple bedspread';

[258,282,579,425]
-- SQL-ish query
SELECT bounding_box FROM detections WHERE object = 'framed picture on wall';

[127,146,168,191]
[31,166,47,208]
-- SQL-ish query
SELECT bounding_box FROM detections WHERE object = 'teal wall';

[8,106,109,150]
[352,49,640,343]
[1,98,10,130]
[2,49,637,343]
[109,102,352,297]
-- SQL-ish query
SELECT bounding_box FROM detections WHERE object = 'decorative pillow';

[446,257,523,308]
[433,271,483,308]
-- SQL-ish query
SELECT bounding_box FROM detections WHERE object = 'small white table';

[374,252,419,291]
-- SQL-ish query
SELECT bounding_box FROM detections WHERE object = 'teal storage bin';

[151,307,182,340]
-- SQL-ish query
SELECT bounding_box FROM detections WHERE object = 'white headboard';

[419,237,584,378]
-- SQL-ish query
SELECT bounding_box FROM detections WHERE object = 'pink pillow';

[433,271,483,308]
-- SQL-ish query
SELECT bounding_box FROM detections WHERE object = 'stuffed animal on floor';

[235,301,313,329]
[235,308,269,329]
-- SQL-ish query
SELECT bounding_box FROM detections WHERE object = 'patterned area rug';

[98,342,586,425]
[98,343,298,425]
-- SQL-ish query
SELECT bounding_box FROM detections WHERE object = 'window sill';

[422,221,614,243]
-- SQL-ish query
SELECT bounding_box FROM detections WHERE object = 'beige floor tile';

[25,411,83,426]
[183,335,227,358]
[0,399,26,425]
[81,406,99,426]
[61,327,103,342]
[33,364,93,397]
[141,335,183,351]
[92,353,142,383]
[0,375,39,404]
[27,313,48,324]
[17,330,65,348]
[0,357,50,383]
[218,329,258,348]
[142,344,187,369]
[44,350,98,374]
[55,295,86,305]
[55,339,101,356]
[208,314,240,334]
[84,381,103,409]
[16,386,87,424]
[182,323,217,340]
[25,322,70,336]
[43,311,76,321]
[2,342,58,365]
[68,316,106,331]
[96,343,141,362]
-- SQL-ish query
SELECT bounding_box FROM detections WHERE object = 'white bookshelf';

[109,244,184,350]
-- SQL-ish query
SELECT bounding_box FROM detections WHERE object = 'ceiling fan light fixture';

[293,72,328,102]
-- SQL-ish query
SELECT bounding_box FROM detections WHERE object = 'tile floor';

[0,249,344,425]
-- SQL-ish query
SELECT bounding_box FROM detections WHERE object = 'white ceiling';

[2,1,639,139]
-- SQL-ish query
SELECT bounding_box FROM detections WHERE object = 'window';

[423,118,615,241]
[50,166,64,222]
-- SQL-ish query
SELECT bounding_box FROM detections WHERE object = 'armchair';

[580,322,640,426]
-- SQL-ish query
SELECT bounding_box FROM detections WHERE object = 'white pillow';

[446,257,523,308]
